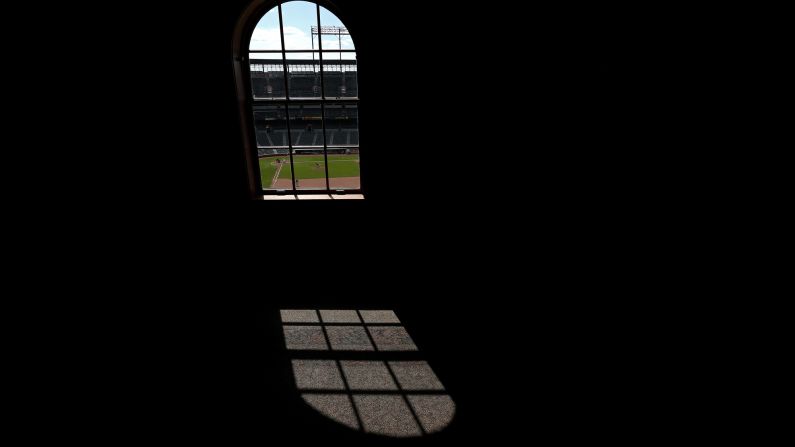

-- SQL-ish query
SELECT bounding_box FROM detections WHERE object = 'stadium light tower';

[311,25,350,60]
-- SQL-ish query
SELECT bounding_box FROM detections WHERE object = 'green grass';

[259,154,359,188]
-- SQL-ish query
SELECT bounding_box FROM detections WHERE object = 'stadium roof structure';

[250,58,356,64]
[311,25,349,35]
[249,59,357,72]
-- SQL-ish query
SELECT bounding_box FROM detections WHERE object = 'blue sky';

[250,1,355,59]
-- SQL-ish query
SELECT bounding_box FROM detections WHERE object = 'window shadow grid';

[319,321,365,431]
[355,309,427,435]
[384,358,428,435]
[285,310,450,436]
[282,323,407,327]
[282,324,408,329]
[334,360,366,431]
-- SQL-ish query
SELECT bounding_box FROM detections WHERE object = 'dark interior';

[15,0,693,443]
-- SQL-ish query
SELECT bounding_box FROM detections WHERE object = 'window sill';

[261,194,364,201]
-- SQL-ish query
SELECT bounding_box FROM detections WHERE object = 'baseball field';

[260,154,360,190]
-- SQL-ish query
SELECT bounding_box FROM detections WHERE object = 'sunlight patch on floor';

[281,309,455,437]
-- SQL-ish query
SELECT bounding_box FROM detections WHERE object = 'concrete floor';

[282,309,452,438]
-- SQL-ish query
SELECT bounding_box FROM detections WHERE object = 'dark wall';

[23,0,671,221]
[122,0,661,202]
[163,3,676,443]
[147,0,673,251]
[19,1,678,328]
[17,2,691,443]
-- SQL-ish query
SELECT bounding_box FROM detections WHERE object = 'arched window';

[234,1,362,199]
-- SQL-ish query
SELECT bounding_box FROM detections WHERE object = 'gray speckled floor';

[302,394,360,430]
[341,361,398,391]
[283,326,328,351]
[353,395,422,437]
[407,395,456,433]
[319,309,361,323]
[389,361,445,391]
[325,326,374,351]
[280,309,320,323]
[282,309,454,438]
[359,310,401,324]
[367,326,418,351]
[292,360,345,390]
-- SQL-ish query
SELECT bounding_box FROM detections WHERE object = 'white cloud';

[250,26,314,50]
[282,26,313,49]
[250,26,356,59]
[250,27,282,50]
[320,35,354,50]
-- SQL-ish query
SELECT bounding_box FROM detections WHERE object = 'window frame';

[233,0,364,199]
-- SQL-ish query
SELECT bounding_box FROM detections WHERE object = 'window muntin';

[325,104,360,190]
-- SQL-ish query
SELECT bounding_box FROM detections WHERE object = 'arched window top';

[249,6,281,51]
[250,2,355,55]
[234,1,363,199]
